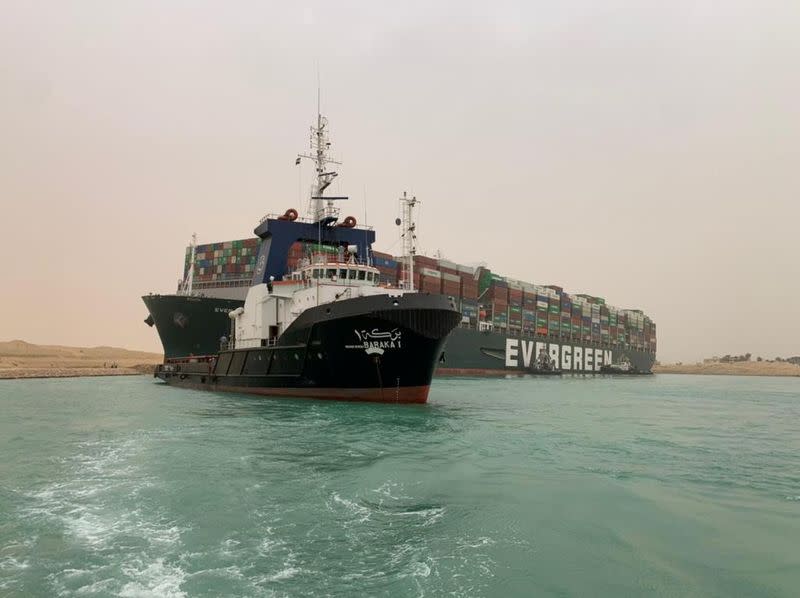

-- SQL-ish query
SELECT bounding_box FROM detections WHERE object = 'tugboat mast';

[296,92,347,223]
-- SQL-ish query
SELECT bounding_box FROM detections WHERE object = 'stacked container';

[570,296,582,339]
[286,241,305,272]
[440,272,461,298]
[548,290,561,337]
[414,255,438,269]
[437,259,459,275]
[608,307,618,343]
[520,285,535,334]
[191,240,659,350]
[372,250,400,286]
[591,304,601,342]
[488,279,509,329]
[418,267,442,294]
[186,238,262,286]
[581,298,592,341]
[534,288,549,336]
[461,299,479,324]
[507,280,523,331]
[184,242,658,351]
[561,293,572,339]
[600,305,610,344]
[478,269,507,297]
[647,320,657,352]
[460,272,479,301]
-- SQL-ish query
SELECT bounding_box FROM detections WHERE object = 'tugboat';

[599,356,647,375]
[525,346,562,376]
[153,109,461,403]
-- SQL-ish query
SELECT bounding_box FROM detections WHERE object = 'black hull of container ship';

[154,294,461,403]
[142,294,243,359]
[438,326,655,375]
[143,295,655,375]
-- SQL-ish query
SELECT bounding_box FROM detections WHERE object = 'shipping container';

[489,285,509,303]
[413,255,438,268]
[457,263,476,275]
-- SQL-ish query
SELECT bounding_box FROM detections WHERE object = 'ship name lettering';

[364,340,401,350]
[561,345,572,369]
[520,340,534,367]
[505,339,519,367]
[573,346,583,370]
[549,345,560,369]
[504,341,615,372]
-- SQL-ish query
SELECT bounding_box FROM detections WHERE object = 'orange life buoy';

[341,215,357,228]
[285,208,299,221]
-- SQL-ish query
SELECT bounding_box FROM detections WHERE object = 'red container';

[413,255,438,268]
[490,286,508,302]
[460,279,478,300]
[441,281,461,296]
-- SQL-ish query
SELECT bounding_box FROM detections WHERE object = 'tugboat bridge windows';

[291,263,380,286]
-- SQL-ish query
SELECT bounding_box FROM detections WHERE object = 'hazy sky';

[1,1,798,362]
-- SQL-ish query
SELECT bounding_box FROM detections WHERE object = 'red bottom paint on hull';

[160,380,432,404]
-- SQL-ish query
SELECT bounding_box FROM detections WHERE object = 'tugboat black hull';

[155,293,461,403]
[523,368,563,376]
[598,365,652,375]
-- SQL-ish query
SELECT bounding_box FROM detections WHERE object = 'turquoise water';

[1,375,799,597]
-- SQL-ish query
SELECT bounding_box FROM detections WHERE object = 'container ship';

[143,112,656,376]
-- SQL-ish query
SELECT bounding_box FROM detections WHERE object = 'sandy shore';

[654,362,800,377]
[0,367,148,380]
[0,340,161,380]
